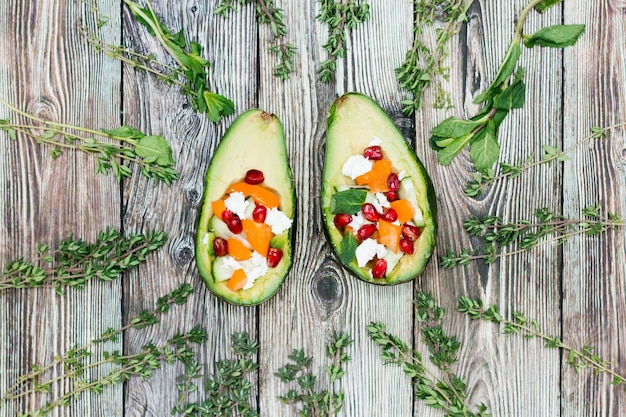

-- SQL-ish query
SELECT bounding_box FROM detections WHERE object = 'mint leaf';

[535,0,564,13]
[134,135,174,166]
[102,125,145,139]
[470,121,500,171]
[431,117,483,138]
[524,24,585,48]
[493,79,526,110]
[203,92,235,123]
[436,134,473,166]
[339,233,358,265]
[330,189,367,215]
[475,42,521,104]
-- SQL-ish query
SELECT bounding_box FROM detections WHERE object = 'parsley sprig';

[0,98,177,184]
[430,0,585,171]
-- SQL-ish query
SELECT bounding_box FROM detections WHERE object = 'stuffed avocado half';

[322,93,437,285]
[196,109,295,305]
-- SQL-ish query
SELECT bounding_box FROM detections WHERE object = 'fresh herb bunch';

[214,0,297,80]
[397,0,471,113]
[317,0,370,82]
[0,227,167,294]
[464,122,626,197]
[172,332,259,417]
[2,284,198,416]
[440,204,625,268]
[458,297,626,387]
[0,98,177,184]
[275,332,353,416]
[367,293,489,417]
[122,0,234,121]
[430,0,585,171]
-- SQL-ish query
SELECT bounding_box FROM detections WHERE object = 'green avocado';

[196,109,295,305]
[322,93,437,284]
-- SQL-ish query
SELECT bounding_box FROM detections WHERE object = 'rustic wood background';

[1,0,625,416]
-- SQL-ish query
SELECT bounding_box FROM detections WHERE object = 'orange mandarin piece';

[390,199,415,223]
[226,268,247,291]
[377,219,402,253]
[211,198,227,219]
[228,182,280,208]
[242,219,273,257]
[355,160,392,193]
[227,237,253,261]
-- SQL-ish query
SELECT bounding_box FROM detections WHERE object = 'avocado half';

[322,93,437,284]
[196,109,295,305]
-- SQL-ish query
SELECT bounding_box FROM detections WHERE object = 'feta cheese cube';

[342,155,373,179]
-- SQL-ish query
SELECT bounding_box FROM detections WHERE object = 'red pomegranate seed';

[267,248,283,267]
[212,237,228,257]
[361,203,379,222]
[363,145,383,160]
[222,209,234,222]
[380,208,398,223]
[226,216,243,234]
[334,213,353,229]
[357,224,377,241]
[244,169,265,185]
[387,173,400,192]
[386,191,399,202]
[371,258,387,278]
[399,238,414,255]
[401,223,421,242]
[253,205,268,223]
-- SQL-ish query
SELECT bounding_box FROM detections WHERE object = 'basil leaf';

[436,134,474,166]
[524,24,586,49]
[330,189,367,214]
[134,135,174,166]
[431,117,484,138]
[493,79,526,110]
[470,121,500,171]
[339,233,358,265]
[535,0,564,13]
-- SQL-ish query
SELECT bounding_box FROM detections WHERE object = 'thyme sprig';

[172,332,259,417]
[0,228,167,294]
[458,297,626,387]
[317,0,370,83]
[121,0,234,121]
[367,293,489,417]
[214,0,297,80]
[464,122,626,197]
[440,204,625,268]
[397,0,471,114]
[275,332,353,416]
[430,0,586,171]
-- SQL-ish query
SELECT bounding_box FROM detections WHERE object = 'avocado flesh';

[322,93,437,284]
[196,109,295,305]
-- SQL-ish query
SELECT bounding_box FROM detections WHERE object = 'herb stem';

[514,0,545,41]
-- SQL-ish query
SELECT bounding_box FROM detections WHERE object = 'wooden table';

[1,1,625,416]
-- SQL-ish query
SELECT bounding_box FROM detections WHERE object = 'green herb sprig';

[214,0,297,81]
[440,204,625,268]
[398,0,471,113]
[317,0,370,82]
[464,122,626,197]
[2,284,197,416]
[275,332,353,416]
[122,0,234,121]
[0,228,167,294]
[367,293,489,417]
[0,99,177,184]
[430,0,585,171]
[172,332,259,417]
[458,297,626,387]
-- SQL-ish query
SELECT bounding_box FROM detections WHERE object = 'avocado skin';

[322,92,437,285]
[195,109,295,305]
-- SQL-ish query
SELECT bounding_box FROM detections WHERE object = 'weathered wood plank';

[562,1,626,416]
[120,1,260,415]
[0,1,122,416]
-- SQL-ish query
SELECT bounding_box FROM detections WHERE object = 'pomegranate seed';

[371,258,387,278]
[226,216,243,234]
[361,203,379,222]
[213,237,228,257]
[401,224,421,242]
[357,224,377,241]
[399,238,414,255]
[267,248,283,267]
[380,208,398,223]
[386,191,399,202]
[387,173,400,192]
[334,213,353,229]
[363,145,383,160]
[222,209,234,222]
[244,169,265,185]
[253,205,268,223]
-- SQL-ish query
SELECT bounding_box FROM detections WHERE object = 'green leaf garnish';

[330,189,367,214]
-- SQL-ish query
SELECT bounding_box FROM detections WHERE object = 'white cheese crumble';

[368,136,383,147]
[355,238,387,268]
[242,252,268,290]
[342,155,373,179]
[372,192,391,213]
[224,191,249,219]
[348,212,370,231]
[265,208,293,235]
